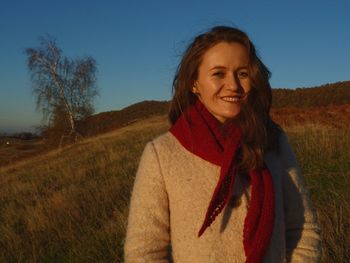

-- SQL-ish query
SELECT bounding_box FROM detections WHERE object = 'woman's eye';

[238,71,249,78]
[213,71,225,78]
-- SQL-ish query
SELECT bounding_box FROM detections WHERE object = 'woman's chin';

[212,111,241,123]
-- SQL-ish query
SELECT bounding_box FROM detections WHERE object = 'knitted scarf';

[169,99,275,263]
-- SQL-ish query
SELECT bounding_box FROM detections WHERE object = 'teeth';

[222,97,240,102]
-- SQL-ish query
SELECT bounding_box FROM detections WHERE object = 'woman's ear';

[192,81,199,94]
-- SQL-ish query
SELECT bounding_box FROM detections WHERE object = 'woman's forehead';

[200,42,249,69]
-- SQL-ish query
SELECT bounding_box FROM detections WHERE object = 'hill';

[271,103,350,129]
[0,114,349,262]
[1,80,349,167]
[78,100,170,136]
[272,80,350,108]
[79,80,350,136]
[0,115,169,262]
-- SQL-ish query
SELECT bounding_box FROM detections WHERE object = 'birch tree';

[25,36,98,144]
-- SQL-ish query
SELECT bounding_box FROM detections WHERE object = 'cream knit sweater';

[124,132,321,262]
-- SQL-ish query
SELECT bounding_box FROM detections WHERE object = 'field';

[0,138,46,167]
[0,112,349,262]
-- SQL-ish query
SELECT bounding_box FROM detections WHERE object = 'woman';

[124,26,321,262]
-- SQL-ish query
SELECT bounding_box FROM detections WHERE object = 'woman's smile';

[220,95,242,102]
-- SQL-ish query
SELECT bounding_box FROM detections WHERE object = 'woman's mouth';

[221,96,241,102]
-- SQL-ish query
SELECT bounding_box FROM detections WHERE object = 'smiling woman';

[124,26,321,262]
[193,41,251,123]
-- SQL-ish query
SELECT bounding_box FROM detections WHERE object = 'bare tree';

[25,36,98,145]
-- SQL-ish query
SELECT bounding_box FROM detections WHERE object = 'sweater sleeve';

[124,141,172,263]
[280,134,322,262]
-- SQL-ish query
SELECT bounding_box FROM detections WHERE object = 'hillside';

[78,100,170,136]
[272,80,350,108]
[0,114,349,262]
[79,80,350,136]
[0,115,170,262]
[271,103,350,129]
[1,80,349,167]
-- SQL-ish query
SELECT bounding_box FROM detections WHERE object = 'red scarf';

[169,99,275,263]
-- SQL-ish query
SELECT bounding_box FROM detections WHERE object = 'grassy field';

[0,115,349,262]
[286,124,350,261]
[0,138,45,167]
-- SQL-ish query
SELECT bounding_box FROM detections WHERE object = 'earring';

[193,82,199,94]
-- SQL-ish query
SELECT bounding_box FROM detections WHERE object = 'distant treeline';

[272,81,350,108]
[0,132,40,141]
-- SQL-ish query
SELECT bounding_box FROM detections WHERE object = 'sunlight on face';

[193,42,251,123]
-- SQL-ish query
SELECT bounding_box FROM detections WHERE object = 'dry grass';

[0,115,169,262]
[0,115,349,262]
[0,138,45,167]
[284,123,350,261]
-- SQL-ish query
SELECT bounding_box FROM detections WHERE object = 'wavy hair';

[169,26,282,170]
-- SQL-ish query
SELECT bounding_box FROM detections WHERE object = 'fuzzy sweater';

[124,132,321,262]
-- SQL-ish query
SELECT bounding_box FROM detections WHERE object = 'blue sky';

[1,0,349,133]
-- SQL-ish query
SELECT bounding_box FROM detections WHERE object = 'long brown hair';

[169,26,282,170]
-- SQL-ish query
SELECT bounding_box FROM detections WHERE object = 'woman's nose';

[225,74,240,91]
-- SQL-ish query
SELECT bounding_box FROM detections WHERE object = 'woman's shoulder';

[140,131,194,173]
[146,131,183,157]
[151,131,177,147]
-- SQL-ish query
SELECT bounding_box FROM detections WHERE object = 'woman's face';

[193,41,251,123]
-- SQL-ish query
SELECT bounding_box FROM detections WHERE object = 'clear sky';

[1,0,349,133]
